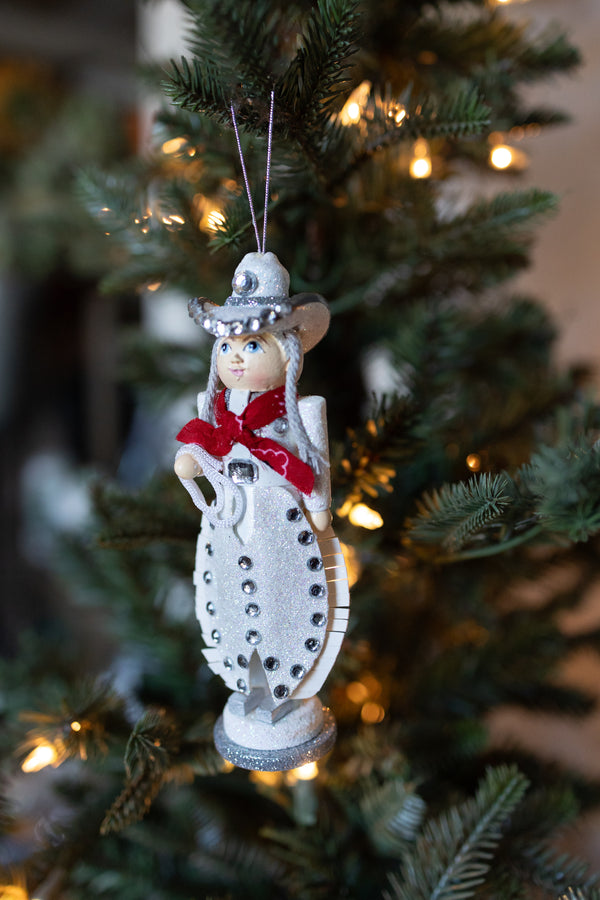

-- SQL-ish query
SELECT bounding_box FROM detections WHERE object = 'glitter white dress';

[191,387,350,709]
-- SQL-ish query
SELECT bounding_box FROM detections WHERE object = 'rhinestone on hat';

[232,270,257,294]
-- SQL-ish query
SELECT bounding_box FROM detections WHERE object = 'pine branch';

[359,779,426,857]
[461,187,558,228]
[410,15,579,83]
[183,0,282,99]
[163,57,233,123]
[18,677,127,765]
[330,87,490,188]
[119,333,209,405]
[77,168,143,234]
[559,889,600,900]
[332,394,418,509]
[385,765,529,900]
[0,787,13,835]
[279,0,361,123]
[520,844,597,895]
[92,478,199,549]
[518,438,600,542]
[101,708,181,835]
[337,192,559,314]
[409,473,512,551]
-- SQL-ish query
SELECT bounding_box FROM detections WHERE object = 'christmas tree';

[3,0,600,896]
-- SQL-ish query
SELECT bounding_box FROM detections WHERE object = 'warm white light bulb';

[410,156,432,179]
[293,761,319,781]
[161,136,188,155]
[348,503,384,530]
[339,81,372,125]
[490,145,514,169]
[206,210,226,231]
[21,741,59,773]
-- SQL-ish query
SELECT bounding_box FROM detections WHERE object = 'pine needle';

[409,473,512,550]
[360,778,426,856]
[385,765,529,900]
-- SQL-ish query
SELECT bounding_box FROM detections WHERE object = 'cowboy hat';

[188,251,330,353]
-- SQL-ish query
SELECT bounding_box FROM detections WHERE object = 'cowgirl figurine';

[175,251,350,771]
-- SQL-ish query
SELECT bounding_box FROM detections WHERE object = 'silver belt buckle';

[228,459,259,484]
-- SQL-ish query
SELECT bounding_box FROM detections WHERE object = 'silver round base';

[214,707,337,771]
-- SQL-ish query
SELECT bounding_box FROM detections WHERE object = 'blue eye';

[244,340,263,354]
[219,341,231,355]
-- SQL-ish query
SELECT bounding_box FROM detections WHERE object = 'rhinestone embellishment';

[246,630,262,645]
[232,270,257,293]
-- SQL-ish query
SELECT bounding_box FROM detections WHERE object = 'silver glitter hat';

[188,251,330,353]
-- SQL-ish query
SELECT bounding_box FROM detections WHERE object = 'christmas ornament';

[174,95,349,770]
[175,250,350,771]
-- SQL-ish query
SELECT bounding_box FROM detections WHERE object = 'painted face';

[216,333,288,392]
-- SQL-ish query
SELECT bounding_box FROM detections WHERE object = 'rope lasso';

[175,444,243,528]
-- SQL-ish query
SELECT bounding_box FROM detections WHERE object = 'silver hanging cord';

[230,90,275,254]
[262,90,275,253]
[230,102,261,252]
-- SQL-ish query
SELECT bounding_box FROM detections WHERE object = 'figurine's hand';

[305,509,332,533]
[174,453,202,479]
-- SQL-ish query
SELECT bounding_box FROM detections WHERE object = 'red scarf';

[176,386,315,495]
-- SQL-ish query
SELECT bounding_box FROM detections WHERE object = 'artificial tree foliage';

[3,1,600,898]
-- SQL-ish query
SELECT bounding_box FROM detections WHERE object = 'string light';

[134,210,152,234]
[206,210,225,231]
[360,702,385,724]
[21,740,59,773]
[348,503,384,530]
[490,145,514,170]
[466,453,482,472]
[161,213,185,231]
[161,136,188,155]
[70,721,82,733]
[346,681,369,704]
[250,769,282,787]
[387,104,406,126]
[489,143,528,172]
[199,207,227,234]
[293,761,319,781]
[0,886,29,900]
[409,138,432,179]
[339,81,371,126]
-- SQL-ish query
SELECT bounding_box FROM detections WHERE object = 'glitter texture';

[215,705,336,771]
